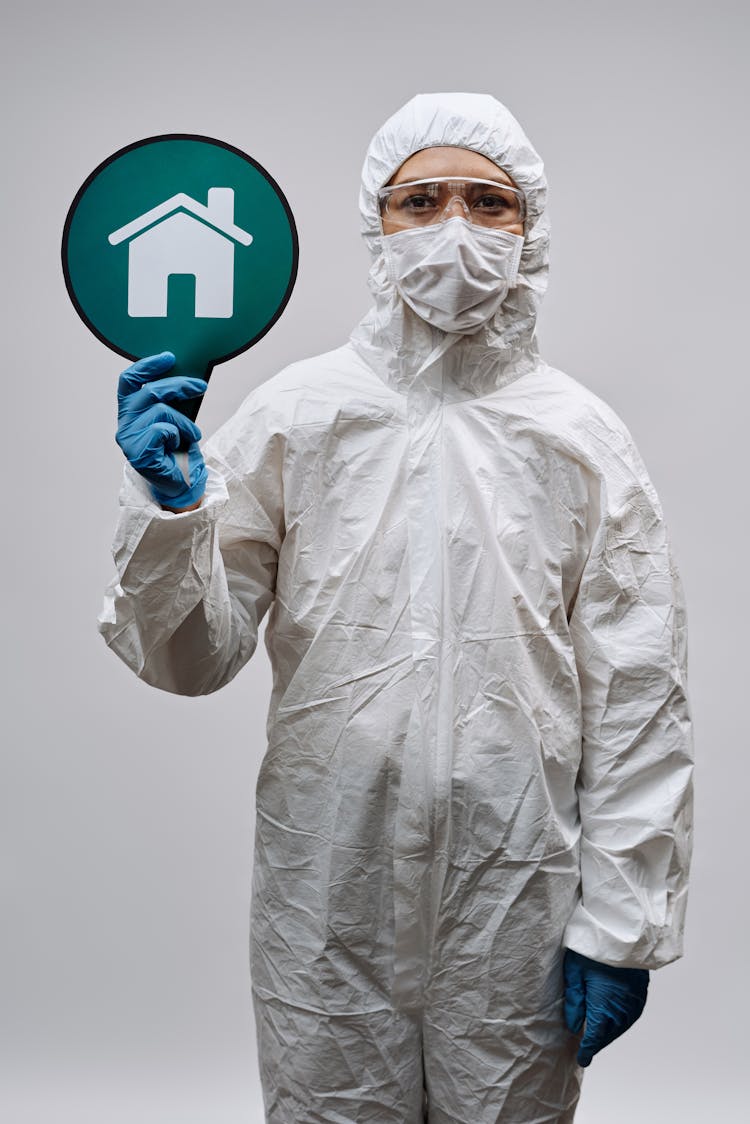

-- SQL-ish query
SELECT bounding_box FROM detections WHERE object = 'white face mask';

[382,216,524,334]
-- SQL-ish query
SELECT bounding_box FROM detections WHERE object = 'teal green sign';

[62,134,298,419]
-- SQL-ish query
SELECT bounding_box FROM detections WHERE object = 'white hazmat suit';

[100,93,694,1123]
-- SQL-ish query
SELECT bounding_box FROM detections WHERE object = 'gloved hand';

[116,352,208,510]
[563,948,649,1067]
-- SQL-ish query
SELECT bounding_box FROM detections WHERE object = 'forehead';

[389,145,514,187]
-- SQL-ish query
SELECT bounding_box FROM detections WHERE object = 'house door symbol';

[108,188,253,319]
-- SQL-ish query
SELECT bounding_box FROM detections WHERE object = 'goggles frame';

[378,176,526,230]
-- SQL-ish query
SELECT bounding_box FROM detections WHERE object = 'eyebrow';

[474,172,513,185]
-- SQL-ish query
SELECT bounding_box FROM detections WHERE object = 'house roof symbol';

[108,187,253,319]
[108,188,253,247]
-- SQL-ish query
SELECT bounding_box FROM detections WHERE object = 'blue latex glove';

[116,352,208,509]
[563,949,649,1067]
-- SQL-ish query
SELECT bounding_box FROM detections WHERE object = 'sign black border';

[61,133,300,377]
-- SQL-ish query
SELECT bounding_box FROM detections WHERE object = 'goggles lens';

[378,177,526,229]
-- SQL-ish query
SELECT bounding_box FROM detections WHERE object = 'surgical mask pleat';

[383,217,524,335]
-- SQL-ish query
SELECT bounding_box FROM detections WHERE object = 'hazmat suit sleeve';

[563,433,694,971]
[98,389,284,696]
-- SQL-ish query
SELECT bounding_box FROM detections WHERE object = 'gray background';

[2,0,746,1119]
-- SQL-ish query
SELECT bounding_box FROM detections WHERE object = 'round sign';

[62,134,298,420]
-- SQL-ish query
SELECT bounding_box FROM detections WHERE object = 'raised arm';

[99,356,285,696]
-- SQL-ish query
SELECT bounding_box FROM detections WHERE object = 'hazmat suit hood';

[350,92,550,396]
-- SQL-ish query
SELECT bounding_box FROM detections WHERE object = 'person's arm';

[563,440,694,971]
[98,392,285,697]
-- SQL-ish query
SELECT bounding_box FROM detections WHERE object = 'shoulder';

[517,364,647,460]
[516,364,634,442]
[203,344,394,470]
[224,344,393,428]
[500,363,662,510]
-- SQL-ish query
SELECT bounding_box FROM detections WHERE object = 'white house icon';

[108,188,253,319]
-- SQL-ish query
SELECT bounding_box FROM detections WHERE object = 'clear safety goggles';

[378,176,526,230]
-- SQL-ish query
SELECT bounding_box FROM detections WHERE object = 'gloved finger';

[186,443,207,474]
[118,375,209,415]
[577,1036,595,1068]
[152,453,207,502]
[577,1009,619,1067]
[151,450,208,500]
[128,423,190,488]
[562,952,586,1034]
[118,402,203,447]
[117,352,176,397]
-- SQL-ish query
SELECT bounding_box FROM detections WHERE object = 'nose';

[438,194,471,222]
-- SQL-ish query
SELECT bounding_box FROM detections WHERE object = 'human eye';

[473,190,514,214]
[397,191,437,214]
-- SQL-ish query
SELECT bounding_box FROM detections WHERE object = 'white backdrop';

[2,1,746,1120]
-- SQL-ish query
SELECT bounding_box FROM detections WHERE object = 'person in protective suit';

[101,93,694,1123]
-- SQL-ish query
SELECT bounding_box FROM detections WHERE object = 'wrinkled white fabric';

[382,216,523,333]
[99,92,694,1123]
